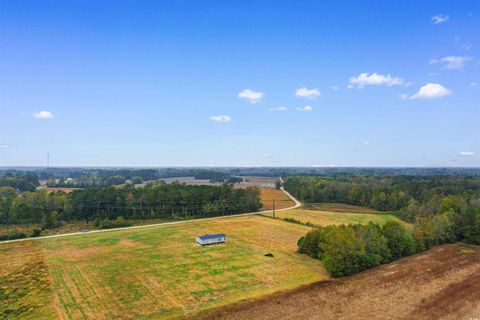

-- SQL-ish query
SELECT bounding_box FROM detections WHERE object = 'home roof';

[198,233,226,240]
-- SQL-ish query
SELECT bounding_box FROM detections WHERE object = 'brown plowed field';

[194,243,480,320]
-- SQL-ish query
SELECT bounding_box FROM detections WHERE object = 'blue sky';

[0,0,479,167]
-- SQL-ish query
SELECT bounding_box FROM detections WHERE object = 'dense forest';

[291,174,480,277]
[0,182,261,238]
[284,175,480,221]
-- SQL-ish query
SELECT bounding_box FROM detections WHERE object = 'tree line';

[0,182,261,234]
[298,205,480,277]
[284,175,480,221]
[291,174,480,277]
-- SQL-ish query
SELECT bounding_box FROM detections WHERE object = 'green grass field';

[263,205,404,227]
[35,215,327,319]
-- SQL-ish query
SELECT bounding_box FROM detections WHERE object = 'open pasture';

[0,241,56,320]
[37,215,326,319]
[263,207,403,227]
[260,189,294,210]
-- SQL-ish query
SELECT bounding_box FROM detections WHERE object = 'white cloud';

[430,56,471,70]
[360,140,370,145]
[459,151,475,157]
[331,85,339,90]
[296,105,313,112]
[268,107,287,112]
[470,82,477,87]
[32,110,54,119]
[399,93,409,100]
[348,72,405,88]
[209,115,232,123]
[431,15,449,24]
[238,89,264,104]
[0,144,9,148]
[295,87,321,99]
[410,83,451,99]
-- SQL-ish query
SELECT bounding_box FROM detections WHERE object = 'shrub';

[31,229,42,237]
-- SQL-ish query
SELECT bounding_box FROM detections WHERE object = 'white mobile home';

[195,233,227,246]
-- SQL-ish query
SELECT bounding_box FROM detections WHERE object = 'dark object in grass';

[264,253,274,257]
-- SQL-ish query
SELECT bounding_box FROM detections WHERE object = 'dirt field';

[38,215,327,319]
[260,189,294,210]
[44,187,82,193]
[262,208,404,226]
[195,243,480,320]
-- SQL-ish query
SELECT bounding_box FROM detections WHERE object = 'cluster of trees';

[298,198,480,277]
[285,175,480,219]
[0,172,39,192]
[0,182,261,231]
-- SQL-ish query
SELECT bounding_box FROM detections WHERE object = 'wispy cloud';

[459,151,475,157]
[331,85,339,90]
[431,15,449,25]
[360,140,370,145]
[296,105,313,112]
[430,56,471,70]
[470,82,477,87]
[410,83,451,99]
[349,72,405,88]
[33,110,54,119]
[209,115,232,123]
[0,144,9,148]
[238,89,264,104]
[295,87,321,99]
[268,107,287,112]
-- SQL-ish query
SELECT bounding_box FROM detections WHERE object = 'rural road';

[0,186,301,244]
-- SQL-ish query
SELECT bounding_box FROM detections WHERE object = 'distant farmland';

[1,215,327,319]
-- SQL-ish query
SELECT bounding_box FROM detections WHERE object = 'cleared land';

[262,207,403,226]
[195,243,480,320]
[157,176,277,189]
[304,202,384,213]
[6,215,326,319]
[260,189,294,210]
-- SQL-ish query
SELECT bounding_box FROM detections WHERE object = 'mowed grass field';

[3,215,327,320]
[259,189,294,210]
[0,241,56,319]
[262,204,404,226]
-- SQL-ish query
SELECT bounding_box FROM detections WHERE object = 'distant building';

[195,233,227,246]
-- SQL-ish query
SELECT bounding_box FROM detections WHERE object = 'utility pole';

[272,198,276,219]
[47,152,50,168]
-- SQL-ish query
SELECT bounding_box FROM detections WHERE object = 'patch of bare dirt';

[193,244,480,320]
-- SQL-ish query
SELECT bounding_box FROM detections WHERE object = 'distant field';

[262,207,403,226]
[157,176,277,189]
[304,202,384,213]
[197,243,480,320]
[44,187,82,193]
[260,189,294,210]
[2,216,326,319]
